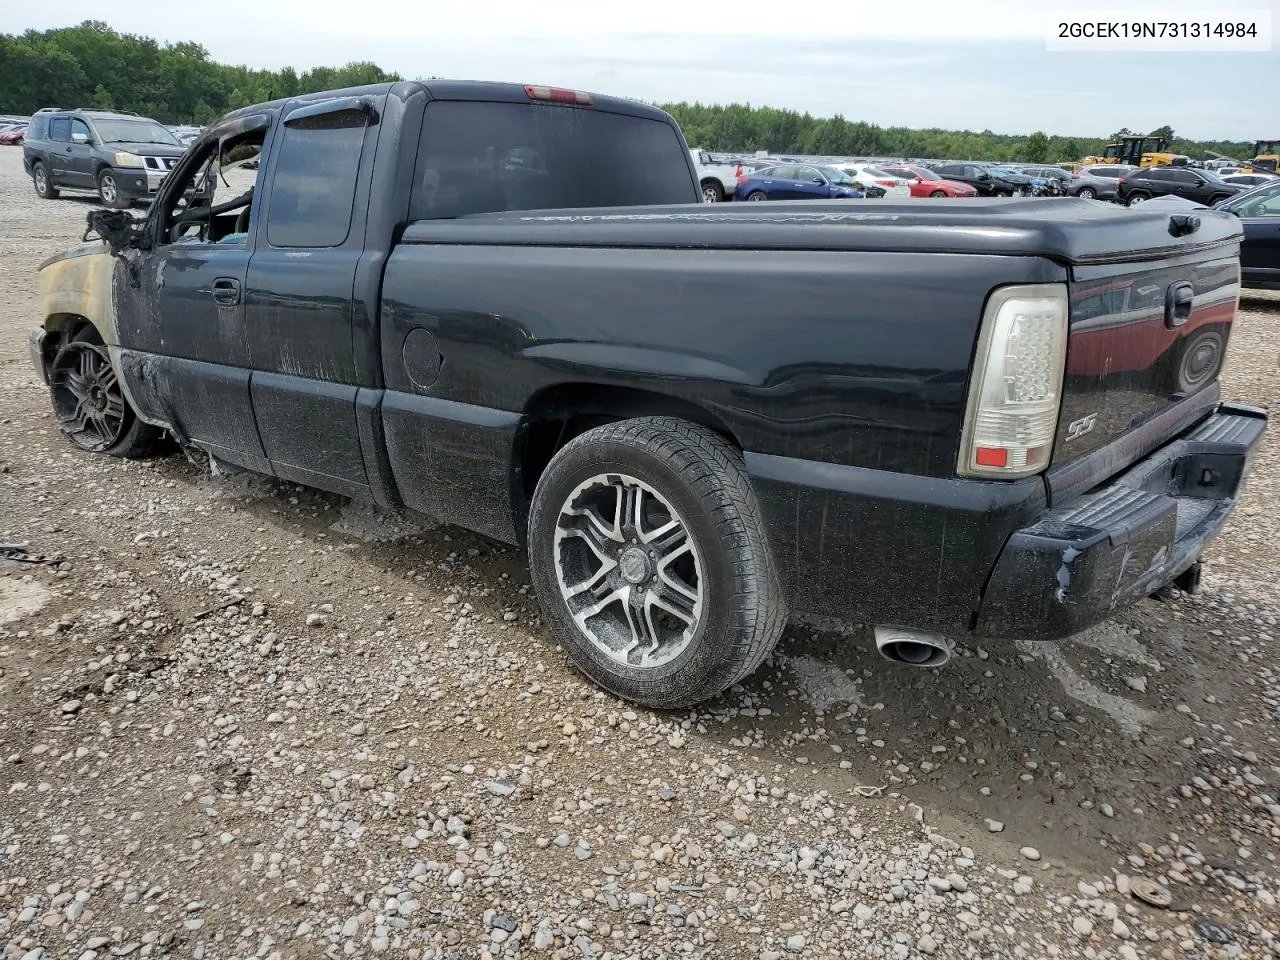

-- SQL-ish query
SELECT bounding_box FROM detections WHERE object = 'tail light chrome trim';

[958,283,1070,479]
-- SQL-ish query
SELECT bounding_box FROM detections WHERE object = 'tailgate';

[1053,252,1240,474]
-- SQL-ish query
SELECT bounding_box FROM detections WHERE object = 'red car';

[880,164,977,198]
[0,125,27,145]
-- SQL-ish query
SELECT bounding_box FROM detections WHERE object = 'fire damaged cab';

[30,80,1266,709]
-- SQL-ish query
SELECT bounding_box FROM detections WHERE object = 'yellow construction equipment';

[1082,134,1187,168]
[1251,139,1279,173]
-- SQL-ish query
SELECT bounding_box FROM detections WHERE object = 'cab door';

[244,96,384,499]
[65,118,97,188]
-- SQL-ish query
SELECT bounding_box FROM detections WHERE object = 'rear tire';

[48,327,169,459]
[527,417,786,709]
[1077,186,1097,199]
[746,191,767,202]
[33,162,58,199]
[700,181,724,203]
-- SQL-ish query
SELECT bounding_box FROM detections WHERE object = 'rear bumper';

[746,402,1266,641]
[976,403,1267,640]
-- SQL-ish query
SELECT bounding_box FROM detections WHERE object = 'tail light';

[1117,177,1126,186]
[958,284,1069,478]
[734,164,742,177]
[737,175,749,185]
[524,85,593,106]
[875,179,896,187]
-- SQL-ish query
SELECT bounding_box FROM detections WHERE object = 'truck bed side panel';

[378,241,1062,547]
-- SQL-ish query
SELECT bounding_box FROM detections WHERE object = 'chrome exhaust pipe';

[874,626,951,668]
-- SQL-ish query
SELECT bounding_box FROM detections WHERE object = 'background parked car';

[1216,179,1280,289]
[835,163,911,199]
[1118,166,1248,206]
[0,123,27,145]
[691,148,755,202]
[1222,173,1278,188]
[878,164,977,197]
[982,165,1036,195]
[23,108,188,208]
[1067,164,1136,200]
[1014,165,1071,195]
[733,163,865,201]
[926,162,1022,196]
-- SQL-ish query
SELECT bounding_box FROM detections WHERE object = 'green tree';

[1024,131,1049,163]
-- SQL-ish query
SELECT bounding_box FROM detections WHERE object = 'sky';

[3,0,1276,140]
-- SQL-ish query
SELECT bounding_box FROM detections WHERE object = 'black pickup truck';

[31,80,1267,709]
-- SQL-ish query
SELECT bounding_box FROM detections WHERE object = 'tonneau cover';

[399,197,1243,265]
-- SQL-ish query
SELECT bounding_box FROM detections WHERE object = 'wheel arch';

[515,383,743,530]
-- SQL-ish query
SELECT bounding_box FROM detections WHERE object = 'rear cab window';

[410,100,696,220]
[266,108,369,247]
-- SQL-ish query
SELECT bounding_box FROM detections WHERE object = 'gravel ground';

[2,146,1280,960]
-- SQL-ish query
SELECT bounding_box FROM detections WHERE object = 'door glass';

[70,119,91,143]
[266,109,367,248]
[161,131,265,246]
[50,116,70,142]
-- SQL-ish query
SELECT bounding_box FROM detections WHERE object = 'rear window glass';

[410,101,696,219]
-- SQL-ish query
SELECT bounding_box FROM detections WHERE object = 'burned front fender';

[37,241,119,347]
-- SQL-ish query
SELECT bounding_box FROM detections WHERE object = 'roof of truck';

[204,80,674,134]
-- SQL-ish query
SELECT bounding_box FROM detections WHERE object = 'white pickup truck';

[690,148,749,203]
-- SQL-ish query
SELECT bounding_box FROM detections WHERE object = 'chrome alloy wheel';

[50,341,126,452]
[554,473,704,668]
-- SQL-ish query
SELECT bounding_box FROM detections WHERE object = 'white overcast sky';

[4,0,1276,139]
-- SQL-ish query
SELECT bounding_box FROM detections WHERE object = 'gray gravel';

[2,147,1280,959]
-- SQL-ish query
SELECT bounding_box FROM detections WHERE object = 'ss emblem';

[1065,413,1098,442]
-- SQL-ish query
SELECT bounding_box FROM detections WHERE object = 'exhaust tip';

[874,626,951,668]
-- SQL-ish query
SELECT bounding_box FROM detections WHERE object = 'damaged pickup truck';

[30,80,1267,708]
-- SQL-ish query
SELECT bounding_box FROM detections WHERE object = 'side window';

[770,166,796,180]
[797,166,821,181]
[49,115,70,142]
[30,114,48,139]
[265,108,368,249]
[160,130,265,246]
[70,119,91,143]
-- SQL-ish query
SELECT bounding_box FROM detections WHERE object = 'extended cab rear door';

[244,96,384,498]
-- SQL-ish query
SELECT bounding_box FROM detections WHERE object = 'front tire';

[97,168,126,209]
[929,190,946,198]
[746,191,767,202]
[48,328,168,458]
[527,417,786,709]
[33,162,59,199]
[1126,192,1149,206]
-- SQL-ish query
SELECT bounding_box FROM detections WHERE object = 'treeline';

[0,21,399,124]
[665,103,1253,164]
[0,22,1255,164]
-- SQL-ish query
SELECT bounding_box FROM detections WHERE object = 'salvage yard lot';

[1,145,1279,960]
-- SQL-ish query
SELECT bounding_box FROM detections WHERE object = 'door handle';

[1165,281,1194,329]
[212,277,241,306]
[65,146,72,153]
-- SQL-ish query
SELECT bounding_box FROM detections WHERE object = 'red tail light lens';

[1117,177,1126,185]
[875,179,896,187]
[737,175,749,184]
[734,164,742,177]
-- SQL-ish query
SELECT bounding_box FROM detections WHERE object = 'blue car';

[733,163,865,201]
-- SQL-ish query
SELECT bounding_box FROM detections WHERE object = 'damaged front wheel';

[48,330,167,458]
